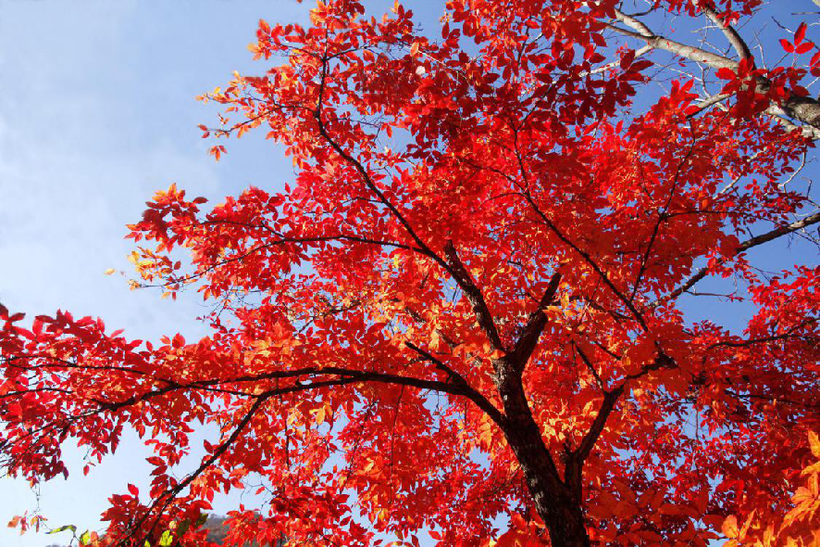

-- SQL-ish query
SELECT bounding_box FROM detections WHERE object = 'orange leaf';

[722,515,739,539]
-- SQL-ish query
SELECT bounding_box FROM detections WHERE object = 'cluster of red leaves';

[2,0,819,545]
[719,432,820,546]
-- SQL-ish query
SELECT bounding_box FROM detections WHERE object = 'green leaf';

[80,530,92,545]
[176,519,191,536]
[196,513,209,527]
[48,524,77,534]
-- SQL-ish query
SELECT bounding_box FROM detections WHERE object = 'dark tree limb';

[442,241,506,352]
[313,56,505,358]
[124,392,272,547]
[508,272,562,373]
[656,211,820,306]
[564,385,625,499]
[403,341,504,425]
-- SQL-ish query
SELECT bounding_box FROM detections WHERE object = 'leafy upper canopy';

[2,0,819,545]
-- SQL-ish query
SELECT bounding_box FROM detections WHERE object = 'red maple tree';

[2,1,819,545]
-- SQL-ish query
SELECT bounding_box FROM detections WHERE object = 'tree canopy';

[2,0,819,545]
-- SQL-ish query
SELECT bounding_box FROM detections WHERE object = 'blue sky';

[0,1,818,545]
[0,1,313,545]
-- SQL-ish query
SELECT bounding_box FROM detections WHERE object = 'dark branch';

[572,342,606,391]
[442,241,506,352]
[509,272,562,372]
[313,56,506,358]
[93,365,491,414]
[707,319,818,350]
[404,341,505,425]
[572,385,624,467]
[656,212,820,306]
[522,193,648,330]
[125,392,272,547]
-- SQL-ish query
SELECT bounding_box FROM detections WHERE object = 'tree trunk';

[494,358,591,547]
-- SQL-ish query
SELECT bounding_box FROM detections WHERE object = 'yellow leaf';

[809,431,820,459]
[104,268,116,275]
[739,510,755,540]
[802,461,820,476]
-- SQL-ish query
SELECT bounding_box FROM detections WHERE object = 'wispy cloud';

[0,1,308,544]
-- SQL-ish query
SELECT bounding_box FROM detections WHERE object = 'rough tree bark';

[495,355,591,547]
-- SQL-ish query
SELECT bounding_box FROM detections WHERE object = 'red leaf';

[127,484,139,497]
[796,23,807,45]
[792,85,809,97]
[781,39,794,53]
[631,60,654,72]
[620,49,636,69]
[796,41,814,55]
[209,145,226,161]
[716,67,736,80]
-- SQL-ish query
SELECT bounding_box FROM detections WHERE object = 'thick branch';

[403,341,504,425]
[702,7,753,60]
[565,384,625,496]
[563,348,675,495]
[93,365,491,414]
[607,11,735,69]
[442,241,506,352]
[607,10,820,133]
[508,272,562,372]
[563,345,673,497]
[573,386,625,466]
